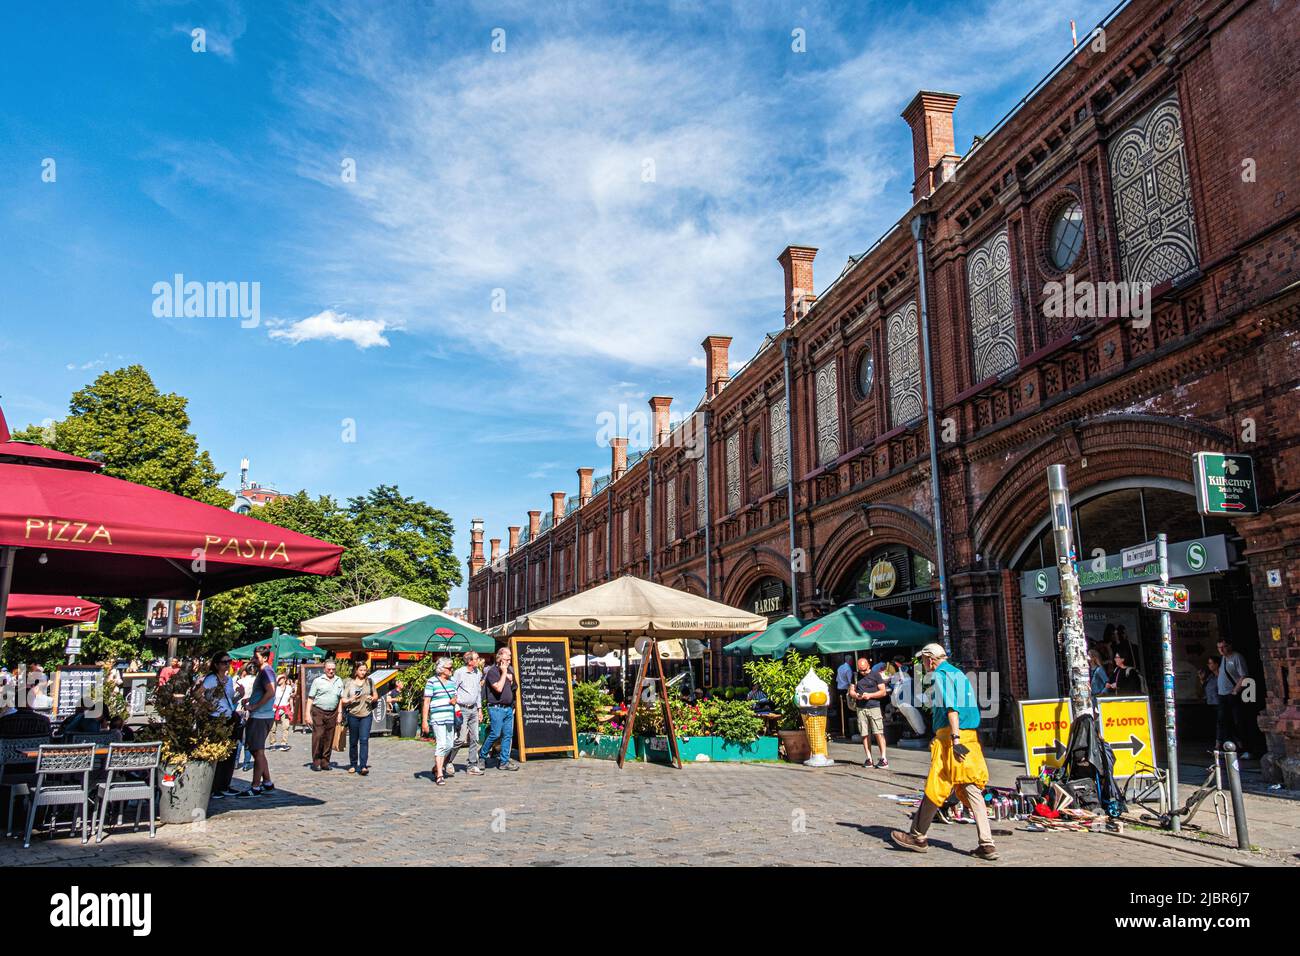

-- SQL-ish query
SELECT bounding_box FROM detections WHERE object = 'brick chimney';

[702,335,732,399]
[551,491,566,525]
[507,525,520,553]
[528,510,541,538]
[902,90,960,204]
[778,246,817,326]
[577,467,594,507]
[489,538,501,563]
[649,396,672,447]
[469,517,485,576]
[611,437,628,481]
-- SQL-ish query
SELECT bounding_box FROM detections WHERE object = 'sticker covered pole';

[1046,465,1092,720]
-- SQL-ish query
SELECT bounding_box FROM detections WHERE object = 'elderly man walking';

[446,651,485,777]
[890,643,997,861]
[307,659,344,771]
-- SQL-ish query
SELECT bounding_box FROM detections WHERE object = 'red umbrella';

[4,593,101,630]
[0,407,102,472]
[0,404,344,636]
[0,462,343,597]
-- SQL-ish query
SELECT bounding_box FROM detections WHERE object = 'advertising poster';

[144,598,172,637]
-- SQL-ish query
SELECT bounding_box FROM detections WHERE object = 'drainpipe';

[702,411,713,598]
[911,212,952,654]
[781,337,800,618]
[647,461,655,579]
[606,486,613,580]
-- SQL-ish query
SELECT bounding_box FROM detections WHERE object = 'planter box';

[640,735,779,763]
[577,732,633,761]
[160,759,216,825]
[711,736,779,762]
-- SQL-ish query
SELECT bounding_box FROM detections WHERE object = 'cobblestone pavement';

[0,737,1264,867]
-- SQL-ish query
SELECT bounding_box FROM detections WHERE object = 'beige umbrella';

[300,595,458,651]
[492,575,765,641]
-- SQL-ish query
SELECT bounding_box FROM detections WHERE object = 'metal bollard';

[1222,742,1250,850]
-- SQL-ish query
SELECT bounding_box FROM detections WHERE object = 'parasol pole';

[0,546,16,638]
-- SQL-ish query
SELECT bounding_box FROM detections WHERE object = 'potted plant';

[396,654,436,738]
[135,667,235,825]
[743,650,834,763]
[574,678,624,758]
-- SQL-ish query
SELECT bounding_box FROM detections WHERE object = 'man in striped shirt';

[421,657,458,786]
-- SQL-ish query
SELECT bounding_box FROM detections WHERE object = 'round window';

[750,427,763,465]
[856,348,875,399]
[1049,200,1084,271]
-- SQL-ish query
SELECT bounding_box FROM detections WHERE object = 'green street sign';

[1193,452,1259,516]
[1186,541,1207,572]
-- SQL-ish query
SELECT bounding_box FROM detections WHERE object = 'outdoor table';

[20,747,111,760]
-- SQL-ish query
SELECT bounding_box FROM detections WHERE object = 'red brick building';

[469,0,1300,783]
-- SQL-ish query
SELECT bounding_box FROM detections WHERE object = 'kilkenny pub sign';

[1193,452,1259,516]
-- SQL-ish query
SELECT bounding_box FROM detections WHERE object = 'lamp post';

[1046,465,1092,719]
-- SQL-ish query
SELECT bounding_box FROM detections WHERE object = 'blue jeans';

[479,705,515,767]
[346,712,372,769]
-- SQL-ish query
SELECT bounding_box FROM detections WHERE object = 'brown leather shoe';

[890,830,929,853]
[972,844,999,861]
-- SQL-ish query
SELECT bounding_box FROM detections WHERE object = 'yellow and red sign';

[1018,698,1073,776]
[1099,696,1156,778]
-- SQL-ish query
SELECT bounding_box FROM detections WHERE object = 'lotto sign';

[1142,584,1189,613]
[1099,696,1156,778]
[1018,698,1073,776]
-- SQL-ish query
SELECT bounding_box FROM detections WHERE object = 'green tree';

[13,364,232,508]
[346,485,462,609]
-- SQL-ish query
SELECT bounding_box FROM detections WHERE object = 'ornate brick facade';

[469,0,1300,780]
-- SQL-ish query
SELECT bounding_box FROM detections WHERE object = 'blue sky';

[0,0,1117,605]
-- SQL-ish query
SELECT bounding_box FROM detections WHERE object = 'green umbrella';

[743,615,809,657]
[781,605,937,656]
[361,613,496,655]
[229,628,326,664]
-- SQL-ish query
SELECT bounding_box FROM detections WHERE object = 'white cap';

[919,643,947,660]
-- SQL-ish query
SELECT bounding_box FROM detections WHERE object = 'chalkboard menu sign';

[53,665,102,718]
[510,637,577,759]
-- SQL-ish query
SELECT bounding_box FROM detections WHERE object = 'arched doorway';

[835,544,939,629]
[1012,479,1255,751]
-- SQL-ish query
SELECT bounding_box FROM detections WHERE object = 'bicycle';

[1122,754,1228,835]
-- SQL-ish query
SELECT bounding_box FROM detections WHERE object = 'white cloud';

[267,310,392,349]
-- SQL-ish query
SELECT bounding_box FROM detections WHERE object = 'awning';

[3,593,101,631]
[361,612,496,655]
[299,595,450,651]
[494,575,765,642]
[0,461,344,597]
[781,604,938,656]
[229,629,326,664]
[728,614,806,657]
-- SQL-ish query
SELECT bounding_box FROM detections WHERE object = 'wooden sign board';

[509,636,577,760]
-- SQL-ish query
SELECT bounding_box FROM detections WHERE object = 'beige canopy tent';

[490,575,765,641]
[299,595,468,652]
[491,576,765,770]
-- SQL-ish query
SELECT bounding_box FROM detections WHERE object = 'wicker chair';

[0,735,49,837]
[22,743,96,848]
[94,741,161,843]
[65,731,120,746]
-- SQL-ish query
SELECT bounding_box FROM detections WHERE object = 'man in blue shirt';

[890,643,996,860]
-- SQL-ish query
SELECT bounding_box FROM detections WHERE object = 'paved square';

[1,736,1251,867]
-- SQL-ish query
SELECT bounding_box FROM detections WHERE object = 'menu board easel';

[509,636,577,761]
[52,665,102,719]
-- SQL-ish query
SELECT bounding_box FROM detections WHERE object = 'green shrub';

[573,678,615,734]
[703,697,764,745]
[743,650,834,730]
